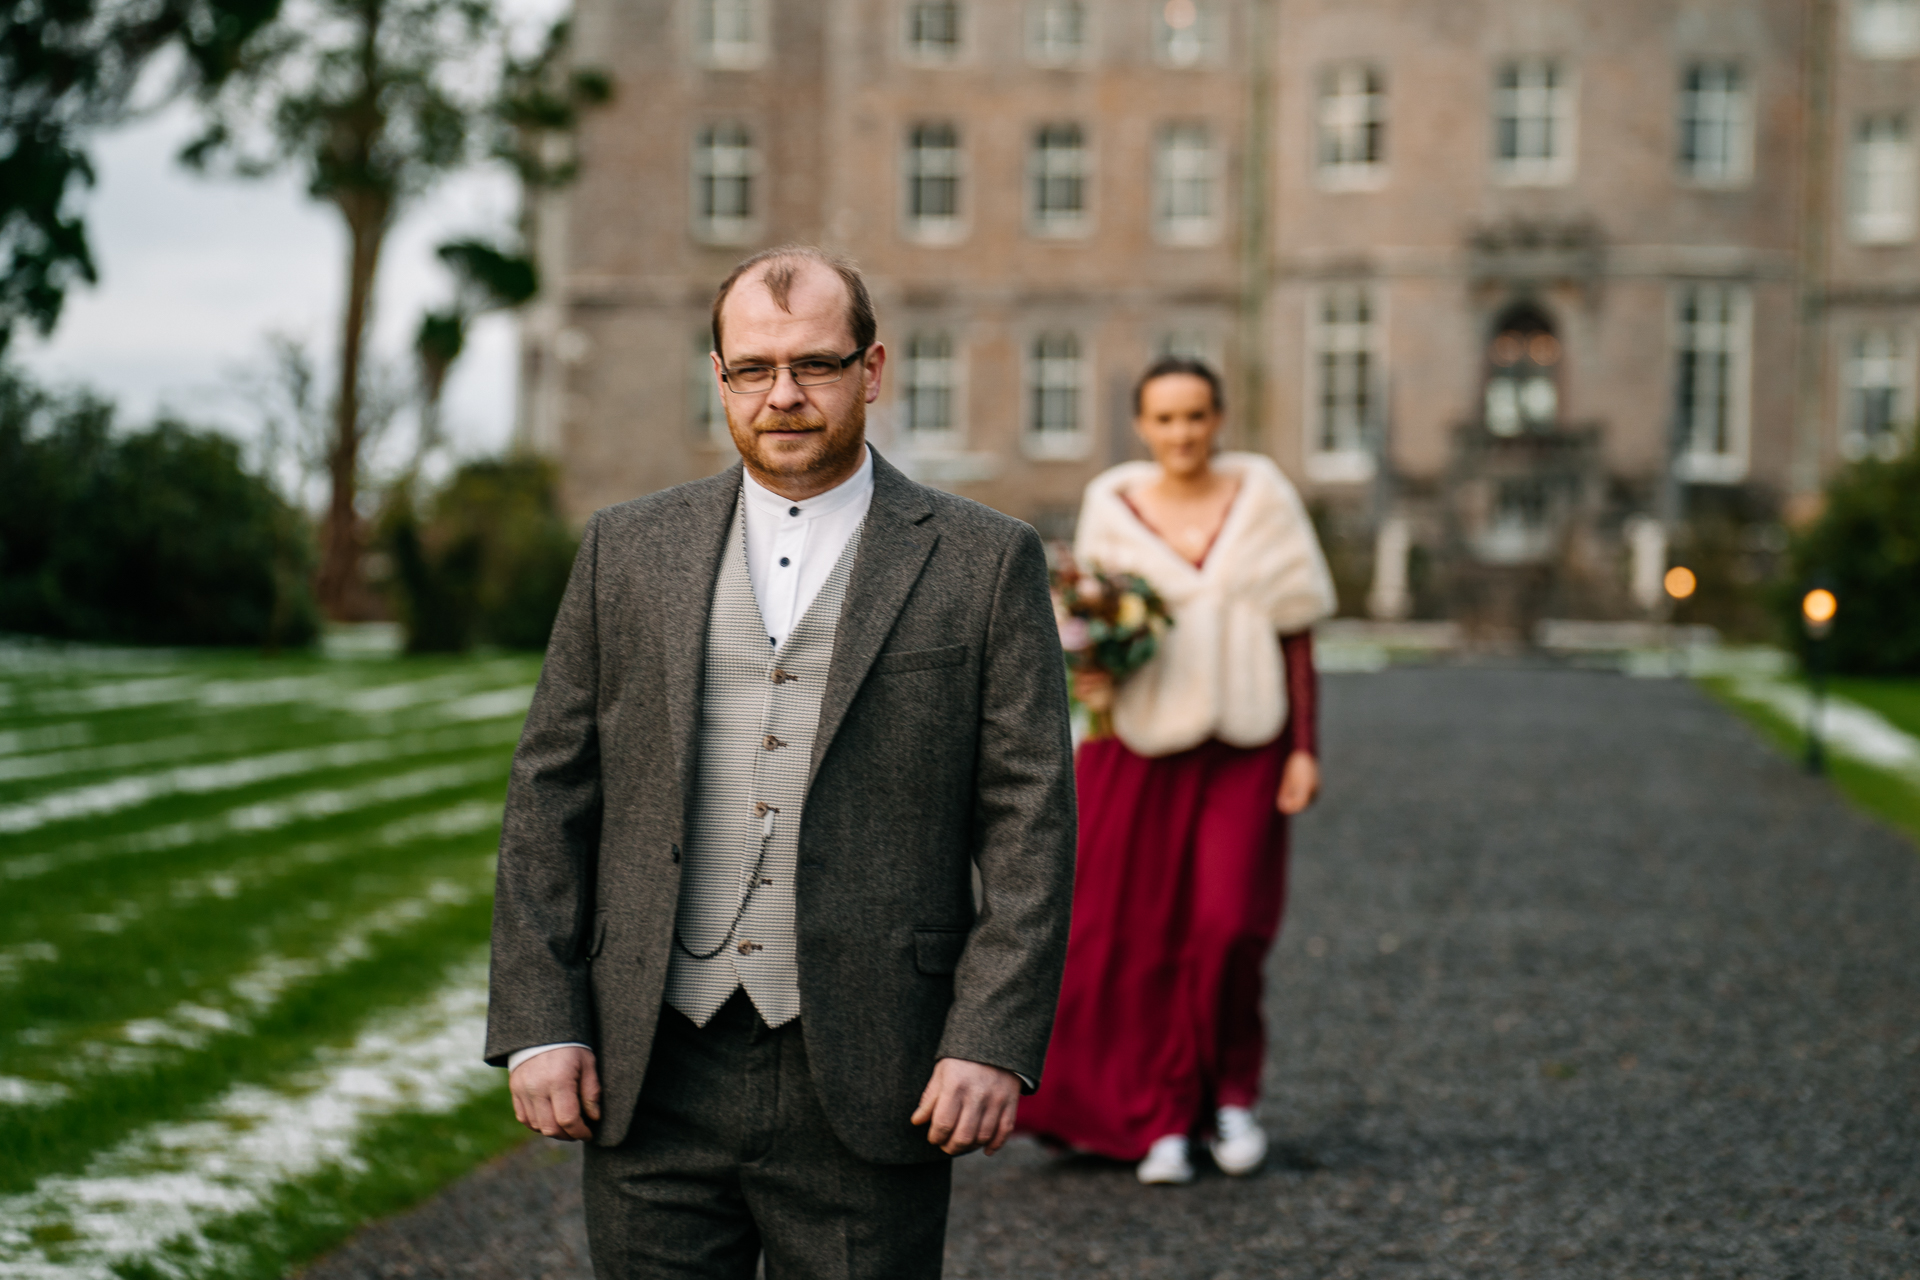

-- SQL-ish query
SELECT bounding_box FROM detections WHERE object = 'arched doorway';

[1483,300,1562,436]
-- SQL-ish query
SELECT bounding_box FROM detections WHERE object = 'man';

[485,244,1077,1279]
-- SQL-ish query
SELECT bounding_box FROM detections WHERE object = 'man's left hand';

[911,1057,1022,1156]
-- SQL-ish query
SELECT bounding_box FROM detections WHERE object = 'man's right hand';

[509,1045,601,1141]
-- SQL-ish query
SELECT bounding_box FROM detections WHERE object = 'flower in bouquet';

[1051,554,1173,738]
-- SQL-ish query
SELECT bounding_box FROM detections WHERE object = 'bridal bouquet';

[1051,555,1173,740]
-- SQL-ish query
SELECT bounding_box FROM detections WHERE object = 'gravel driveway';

[302,666,1920,1279]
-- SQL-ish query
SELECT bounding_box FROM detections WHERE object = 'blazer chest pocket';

[873,644,968,676]
[912,928,969,975]
[587,909,609,959]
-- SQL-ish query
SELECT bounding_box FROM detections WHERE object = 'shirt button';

[779,556,790,567]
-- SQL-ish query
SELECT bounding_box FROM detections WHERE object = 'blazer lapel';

[659,464,742,808]
[809,449,937,785]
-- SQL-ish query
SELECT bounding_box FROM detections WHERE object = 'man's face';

[712,262,886,498]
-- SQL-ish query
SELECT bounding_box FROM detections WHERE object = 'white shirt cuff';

[506,1042,591,1072]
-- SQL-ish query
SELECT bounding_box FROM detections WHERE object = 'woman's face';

[1135,374,1222,480]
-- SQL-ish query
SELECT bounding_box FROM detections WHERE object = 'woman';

[1018,357,1335,1185]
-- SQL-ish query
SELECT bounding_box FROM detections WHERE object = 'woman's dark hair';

[1133,357,1225,416]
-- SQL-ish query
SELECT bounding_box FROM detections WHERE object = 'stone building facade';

[521,0,1920,626]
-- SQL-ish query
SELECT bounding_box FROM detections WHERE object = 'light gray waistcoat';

[664,497,864,1028]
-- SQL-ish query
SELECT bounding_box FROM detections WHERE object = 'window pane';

[1493,58,1570,179]
[699,0,762,62]
[1675,285,1743,460]
[1155,0,1219,67]
[694,124,757,238]
[907,1,962,57]
[903,333,957,436]
[1679,62,1748,182]
[1155,123,1216,242]
[1853,113,1917,242]
[1855,0,1920,57]
[1312,288,1376,455]
[907,123,962,223]
[1030,333,1083,434]
[1031,125,1088,226]
[1318,63,1385,170]
[1843,327,1912,458]
[1028,0,1084,61]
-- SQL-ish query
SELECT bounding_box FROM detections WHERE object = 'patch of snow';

[0,722,92,758]
[0,963,496,1280]
[1729,678,1920,774]
[434,686,536,723]
[0,724,509,835]
[0,1076,71,1106]
[0,759,502,884]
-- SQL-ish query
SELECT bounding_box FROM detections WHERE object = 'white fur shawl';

[1074,452,1337,758]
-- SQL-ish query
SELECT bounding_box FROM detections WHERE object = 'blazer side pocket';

[873,644,968,675]
[587,909,609,959]
[912,928,969,975]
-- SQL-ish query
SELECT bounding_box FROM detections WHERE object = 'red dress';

[1016,631,1317,1160]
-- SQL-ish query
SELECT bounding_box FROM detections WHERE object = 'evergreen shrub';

[1780,449,1920,674]
[0,367,319,648]
[385,457,577,653]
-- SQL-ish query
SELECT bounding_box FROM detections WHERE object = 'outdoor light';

[1801,585,1837,775]
[1663,566,1697,601]
[1802,587,1837,636]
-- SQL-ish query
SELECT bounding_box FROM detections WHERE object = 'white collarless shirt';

[741,446,874,650]
[504,447,874,1074]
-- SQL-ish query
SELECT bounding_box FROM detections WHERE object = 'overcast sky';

[15,4,563,474]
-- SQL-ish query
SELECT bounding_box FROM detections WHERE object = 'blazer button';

[763,734,787,750]
[669,843,681,863]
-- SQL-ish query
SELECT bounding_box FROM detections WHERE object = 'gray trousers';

[583,992,952,1280]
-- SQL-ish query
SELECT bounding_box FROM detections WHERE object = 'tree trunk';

[314,205,389,620]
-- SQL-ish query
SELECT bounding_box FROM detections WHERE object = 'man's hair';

[1133,356,1226,416]
[710,244,876,357]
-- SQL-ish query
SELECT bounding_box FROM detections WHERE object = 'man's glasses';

[720,345,870,394]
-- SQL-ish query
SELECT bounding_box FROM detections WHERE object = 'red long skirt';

[1017,732,1291,1161]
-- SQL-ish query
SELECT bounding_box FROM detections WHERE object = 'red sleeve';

[1281,630,1317,758]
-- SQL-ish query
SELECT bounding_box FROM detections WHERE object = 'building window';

[1308,287,1379,483]
[1493,58,1574,185]
[695,0,766,68]
[1673,283,1751,483]
[1854,0,1920,58]
[1317,63,1386,188]
[1483,309,1561,437]
[1026,332,1088,456]
[1153,124,1220,245]
[901,333,959,442]
[905,0,962,61]
[904,123,964,242]
[1154,0,1220,68]
[1157,329,1215,362]
[1678,62,1751,185]
[1029,124,1090,235]
[692,123,758,243]
[1028,0,1085,63]
[1851,114,1916,244]
[693,339,730,447]
[1842,329,1914,459]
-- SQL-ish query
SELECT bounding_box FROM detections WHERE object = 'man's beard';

[728,396,867,486]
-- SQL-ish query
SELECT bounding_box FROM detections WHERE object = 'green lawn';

[0,639,542,1280]
[1702,671,1920,848]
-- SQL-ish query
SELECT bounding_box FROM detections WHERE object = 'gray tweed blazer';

[485,449,1077,1164]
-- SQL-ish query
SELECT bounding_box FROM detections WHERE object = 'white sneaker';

[1210,1106,1268,1176]
[1135,1134,1194,1185]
